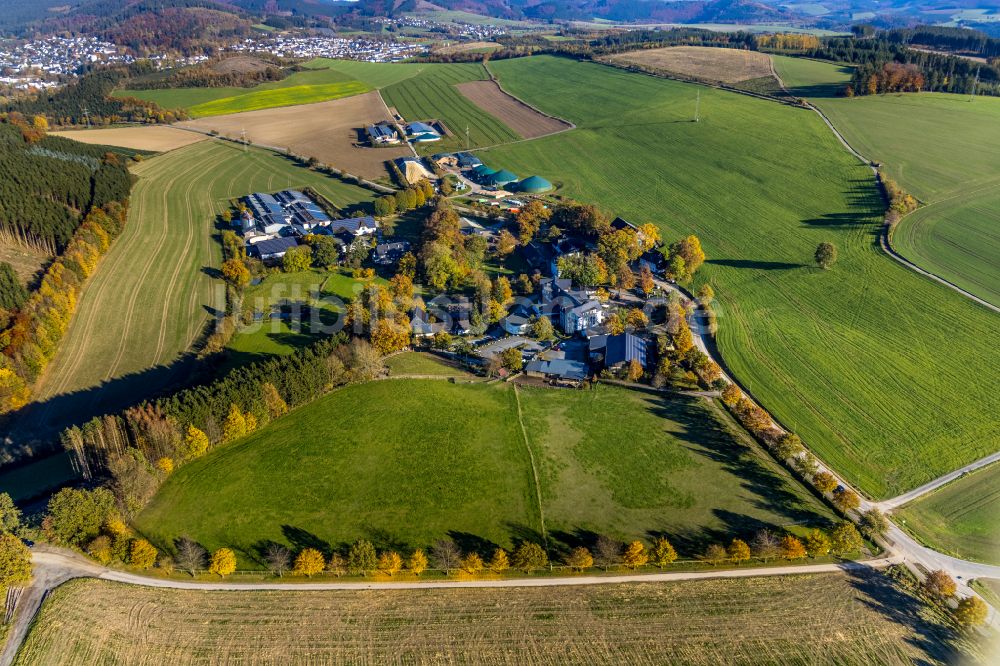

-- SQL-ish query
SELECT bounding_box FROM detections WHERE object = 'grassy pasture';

[13,140,373,440]
[811,90,1000,305]
[384,351,475,378]
[483,56,1000,498]
[15,573,970,665]
[771,54,853,98]
[117,63,367,117]
[134,381,831,565]
[896,464,1000,565]
[380,63,521,151]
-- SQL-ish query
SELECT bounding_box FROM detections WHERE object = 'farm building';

[328,216,378,237]
[250,236,299,263]
[367,123,400,145]
[240,190,330,237]
[406,121,442,143]
[483,169,519,189]
[515,175,553,194]
[432,152,483,169]
[395,157,435,185]
[525,357,588,383]
[604,333,650,369]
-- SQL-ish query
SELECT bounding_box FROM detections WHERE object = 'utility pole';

[970,67,980,102]
[465,125,470,150]
[694,90,700,123]
[82,106,90,128]
[241,127,248,152]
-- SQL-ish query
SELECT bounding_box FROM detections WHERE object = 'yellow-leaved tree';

[488,548,509,574]
[208,548,237,577]
[377,551,402,576]
[728,539,751,565]
[622,540,649,569]
[407,549,428,576]
[222,404,247,442]
[129,539,158,569]
[651,537,677,568]
[294,548,325,577]
[183,425,209,460]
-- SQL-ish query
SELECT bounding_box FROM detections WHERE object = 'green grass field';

[380,62,521,151]
[896,464,1000,565]
[15,140,373,441]
[384,352,475,378]
[771,55,853,97]
[482,56,1000,499]
[16,572,970,665]
[819,92,1000,305]
[117,63,369,117]
[134,381,831,565]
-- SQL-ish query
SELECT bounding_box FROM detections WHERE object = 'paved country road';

[877,452,1000,511]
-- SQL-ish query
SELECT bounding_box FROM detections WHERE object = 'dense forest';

[883,25,1000,60]
[0,119,133,251]
[808,34,999,96]
[5,66,185,126]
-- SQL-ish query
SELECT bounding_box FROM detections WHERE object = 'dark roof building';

[251,236,299,261]
[525,358,588,382]
[374,241,411,265]
[329,216,378,236]
[604,332,649,368]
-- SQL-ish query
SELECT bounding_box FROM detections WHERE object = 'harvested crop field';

[178,91,409,178]
[456,79,571,139]
[608,46,774,83]
[0,237,49,285]
[49,126,207,152]
[15,572,971,665]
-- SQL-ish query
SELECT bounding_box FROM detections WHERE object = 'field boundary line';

[512,383,548,548]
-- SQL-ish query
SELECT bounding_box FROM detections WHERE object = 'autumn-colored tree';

[348,540,378,575]
[496,229,517,261]
[398,252,417,279]
[221,258,250,288]
[814,241,837,269]
[858,508,888,538]
[0,493,22,534]
[626,358,644,382]
[638,222,661,251]
[408,549,428,576]
[923,570,957,599]
[651,537,678,568]
[805,529,831,558]
[673,323,694,354]
[622,540,649,569]
[0,533,32,591]
[262,382,288,419]
[780,535,807,560]
[370,315,411,356]
[516,200,550,244]
[697,283,715,305]
[720,383,741,406]
[155,457,174,474]
[829,522,863,556]
[378,551,403,576]
[87,536,113,564]
[625,308,648,330]
[492,276,513,304]
[531,316,554,341]
[294,548,326,577]
[728,539,751,565]
[669,235,706,275]
[129,539,158,569]
[638,265,655,296]
[489,548,510,574]
[774,433,804,461]
[615,266,636,297]
[565,546,594,571]
[326,553,346,577]
[222,404,247,442]
[812,471,838,494]
[461,552,485,575]
[701,543,728,566]
[208,548,237,577]
[832,487,861,513]
[512,542,548,572]
[954,596,988,627]
[182,425,209,460]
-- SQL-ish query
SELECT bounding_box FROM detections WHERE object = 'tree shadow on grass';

[281,525,330,555]
[842,566,964,665]
[706,258,806,270]
[448,531,501,558]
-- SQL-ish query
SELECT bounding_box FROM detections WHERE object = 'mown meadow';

[483,55,1000,499]
[134,380,832,565]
